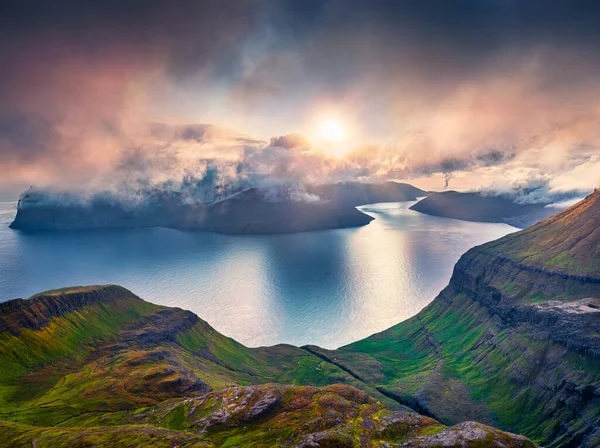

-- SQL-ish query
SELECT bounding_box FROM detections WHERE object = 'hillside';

[409,191,556,228]
[0,286,532,447]
[320,190,600,447]
[3,191,598,446]
[482,188,600,275]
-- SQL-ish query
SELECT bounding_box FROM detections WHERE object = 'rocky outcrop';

[447,248,600,356]
[120,308,200,345]
[327,191,600,446]
[126,384,534,447]
[0,285,138,335]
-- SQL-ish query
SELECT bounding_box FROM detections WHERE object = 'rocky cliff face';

[0,285,136,334]
[449,249,600,356]
[332,190,600,447]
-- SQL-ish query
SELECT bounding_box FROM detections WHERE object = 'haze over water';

[0,193,515,348]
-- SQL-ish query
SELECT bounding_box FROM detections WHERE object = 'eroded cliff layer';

[330,190,600,447]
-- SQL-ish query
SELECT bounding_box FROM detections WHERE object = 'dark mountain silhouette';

[410,190,558,228]
[9,182,427,234]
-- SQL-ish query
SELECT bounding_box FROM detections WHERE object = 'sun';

[308,110,353,157]
[320,117,346,143]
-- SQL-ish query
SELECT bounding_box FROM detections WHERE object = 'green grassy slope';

[330,190,600,447]
[484,189,600,275]
[336,292,600,446]
[0,286,533,447]
[0,285,380,428]
[4,191,598,446]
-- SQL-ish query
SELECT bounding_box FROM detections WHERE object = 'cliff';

[0,285,533,447]
[409,190,557,228]
[323,190,600,447]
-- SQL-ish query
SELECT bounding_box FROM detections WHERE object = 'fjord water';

[0,193,515,348]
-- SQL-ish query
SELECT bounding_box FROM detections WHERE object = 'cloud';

[548,156,600,192]
[0,1,256,186]
[269,133,310,149]
[0,0,599,203]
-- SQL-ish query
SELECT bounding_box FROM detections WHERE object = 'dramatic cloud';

[1,1,599,200]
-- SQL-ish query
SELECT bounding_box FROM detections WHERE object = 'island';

[409,190,558,228]
[9,181,427,234]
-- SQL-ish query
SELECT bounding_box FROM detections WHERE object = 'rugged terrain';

[0,286,531,447]
[9,181,425,234]
[327,189,600,447]
[409,190,558,228]
[2,190,598,447]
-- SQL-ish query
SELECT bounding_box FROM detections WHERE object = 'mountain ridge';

[330,190,600,446]
[0,285,533,447]
[9,181,426,235]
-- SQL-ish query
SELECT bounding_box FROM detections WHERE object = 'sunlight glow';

[312,114,353,158]
[320,117,346,142]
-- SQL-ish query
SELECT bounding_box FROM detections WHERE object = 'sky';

[1,0,599,201]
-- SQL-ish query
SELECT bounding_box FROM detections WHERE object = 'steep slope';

[9,188,202,231]
[409,191,556,228]
[321,190,600,447]
[481,188,600,275]
[0,286,533,447]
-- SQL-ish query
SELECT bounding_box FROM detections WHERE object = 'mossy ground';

[0,286,535,447]
[338,290,600,446]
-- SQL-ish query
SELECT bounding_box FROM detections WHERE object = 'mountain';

[9,181,427,234]
[9,188,197,231]
[197,188,373,234]
[0,286,532,447]
[307,181,428,206]
[409,191,558,228]
[4,190,597,446]
[315,189,600,447]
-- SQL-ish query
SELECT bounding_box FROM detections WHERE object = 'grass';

[335,286,600,446]
[0,264,594,448]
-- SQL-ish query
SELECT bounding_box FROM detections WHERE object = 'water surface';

[0,193,516,348]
